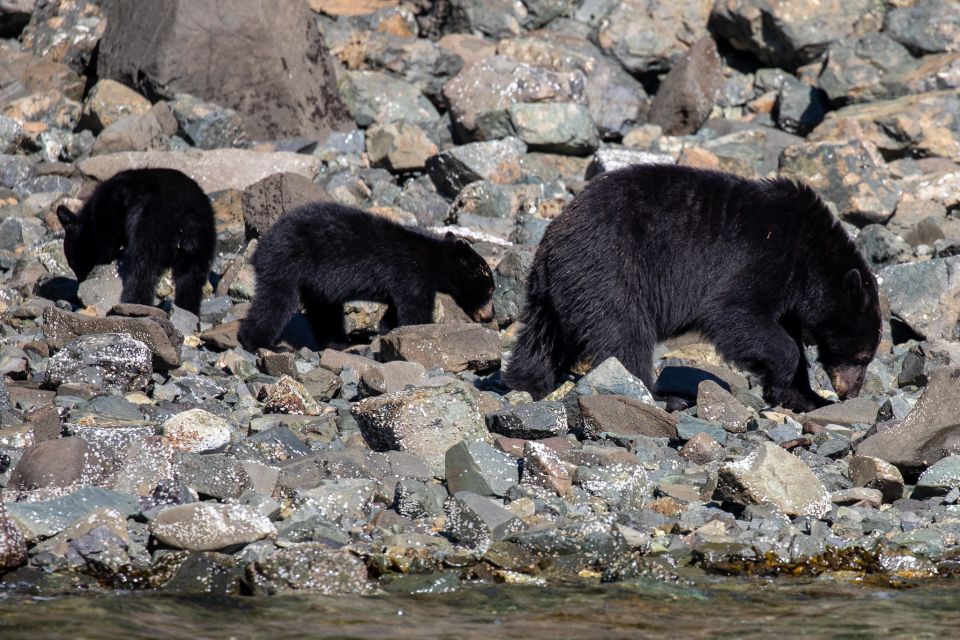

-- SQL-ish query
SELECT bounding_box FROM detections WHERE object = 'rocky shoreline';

[2,0,960,597]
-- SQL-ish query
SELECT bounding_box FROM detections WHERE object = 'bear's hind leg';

[172,252,209,316]
[502,291,567,399]
[120,260,163,308]
[302,289,347,348]
[238,278,301,352]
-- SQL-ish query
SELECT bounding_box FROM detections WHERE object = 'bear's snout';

[829,364,866,400]
[472,300,495,323]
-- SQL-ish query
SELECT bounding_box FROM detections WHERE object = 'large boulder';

[598,0,712,73]
[879,256,960,341]
[648,36,723,136]
[97,0,351,139]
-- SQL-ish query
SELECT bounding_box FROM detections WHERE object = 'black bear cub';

[238,202,496,351]
[503,164,882,413]
[57,168,215,316]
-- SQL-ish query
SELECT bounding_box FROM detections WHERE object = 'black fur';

[503,164,882,413]
[57,168,215,316]
[238,202,496,351]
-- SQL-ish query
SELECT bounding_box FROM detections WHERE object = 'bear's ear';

[56,205,77,228]
[843,268,870,312]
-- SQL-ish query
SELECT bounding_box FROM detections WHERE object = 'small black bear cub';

[504,164,882,413]
[57,168,215,316]
[238,202,496,351]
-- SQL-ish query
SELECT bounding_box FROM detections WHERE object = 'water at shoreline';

[2,576,958,639]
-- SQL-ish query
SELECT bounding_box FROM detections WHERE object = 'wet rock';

[818,34,915,105]
[486,401,567,440]
[161,409,233,454]
[884,0,960,55]
[809,90,960,160]
[848,455,904,503]
[149,503,275,551]
[45,333,152,392]
[778,140,901,225]
[20,0,105,73]
[8,437,90,490]
[649,36,723,136]
[352,382,489,475]
[338,70,440,127]
[245,544,371,595]
[445,440,519,497]
[43,307,183,370]
[715,442,832,517]
[78,148,321,193]
[444,491,523,548]
[879,256,960,341]
[241,172,330,238]
[169,93,247,150]
[162,552,239,595]
[0,503,27,573]
[30,506,133,573]
[98,0,350,139]
[80,79,152,134]
[366,120,438,172]
[6,486,138,541]
[914,455,960,498]
[264,375,321,416]
[696,380,753,433]
[857,368,960,471]
[578,394,678,440]
[598,0,711,73]
[709,0,875,68]
[507,102,598,156]
[380,323,500,373]
[427,137,527,197]
[575,357,655,404]
[585,148,674,179]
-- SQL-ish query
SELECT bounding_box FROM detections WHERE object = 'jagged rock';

[366,121,438,172]
[848,455,904,503]
[884,0,960,55]
[81,79,152,133]
[380,323,500,373]
[241,172,330,238]
[245,544,371,595]
[817,33,915,105]
[575,357,655,404]
[149,503,275,551]
[696,380,753,433]
[444,491,523,548]
[521,440,575,496]
[445,440,519,497]
[20,0,105,73]
[264,375,321,416]
[715,442,832,517]
[427,137,527,197]
[879,256,960,341]
[43,307,183,370]
[649,36,723,136]
[338,70,440,127]
[45,333,152,392]
[598,0,711,73]
[0,503,27,573]
[169,93,247,149]
[98,0,350,139]
[486,401,567,439]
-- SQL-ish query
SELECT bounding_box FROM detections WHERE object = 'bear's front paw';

[766,387,833,414]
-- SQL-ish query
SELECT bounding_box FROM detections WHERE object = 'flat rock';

[149,502,275,551]
[78,149,322,193]
[5,486,138,541]
[803,396,882,426]
[445,440,519,497]
[379,323,500,373]
[43,306,183,370]
[45,333,152,392]
[485,401,567,440]
[444,491,523,548]
[161,409,233,453]
[352,382,489,476]
[245,543,371,595]
[578,394,678,440]
[715,442,832,517]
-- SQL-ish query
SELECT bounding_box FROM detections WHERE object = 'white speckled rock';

[149,502,275,551]
[161,408,232,453]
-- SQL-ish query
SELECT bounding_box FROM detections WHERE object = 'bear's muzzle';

[829,364,867,400]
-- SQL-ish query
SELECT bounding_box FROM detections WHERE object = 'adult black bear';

[57,168,215,316]
[503,164,882,413]
[237,202,496,351]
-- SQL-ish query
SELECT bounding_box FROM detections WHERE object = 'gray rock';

[0,503,27,574]
[803,397,881,426]
[0,114,29,154]
[352,382,490,476]
[175,453,251,500]
[445,440,519,497]
[241,172,330,238]
[776,76,827,136]
[78,148,321,193]
[444,491,523,548]
[885,0,960,55]
[914,454,960,498]
[818,33,915,105]
[848,455,904,503]
[857,368,960,472]
[149,502,275,551]
[245,544,371,595]
[585,148,674,179]
[575,463,650,510]
[447,0,525,37]
[879,256,960,341]
[715,442,832,517]
[338,70,440,128]
[710,0,875,68]
[110,436,175,497]
[76,264,124,315]
[680,431,725,465]
[696,380,753,433]
[394,478,446,518]
[778,139,901,225]
[8,437,93,490]
[92,109,171,155]
[299,478,376,520]
[578,394,678,439]
[855,224,912,269]
[169,93,247,150]
[380,323,501,373]
[427,137,527,197]
[574,357,655,404]
[6,486,138,541]
[21,0,104,74]
[598,0,711,73]
[507,102,599,156]
[676,414,728,444]
[98,0,350,139]
[46,333,152,392]
[0,216,43,251]
[649,36,723,136]
[486,401,567,439]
